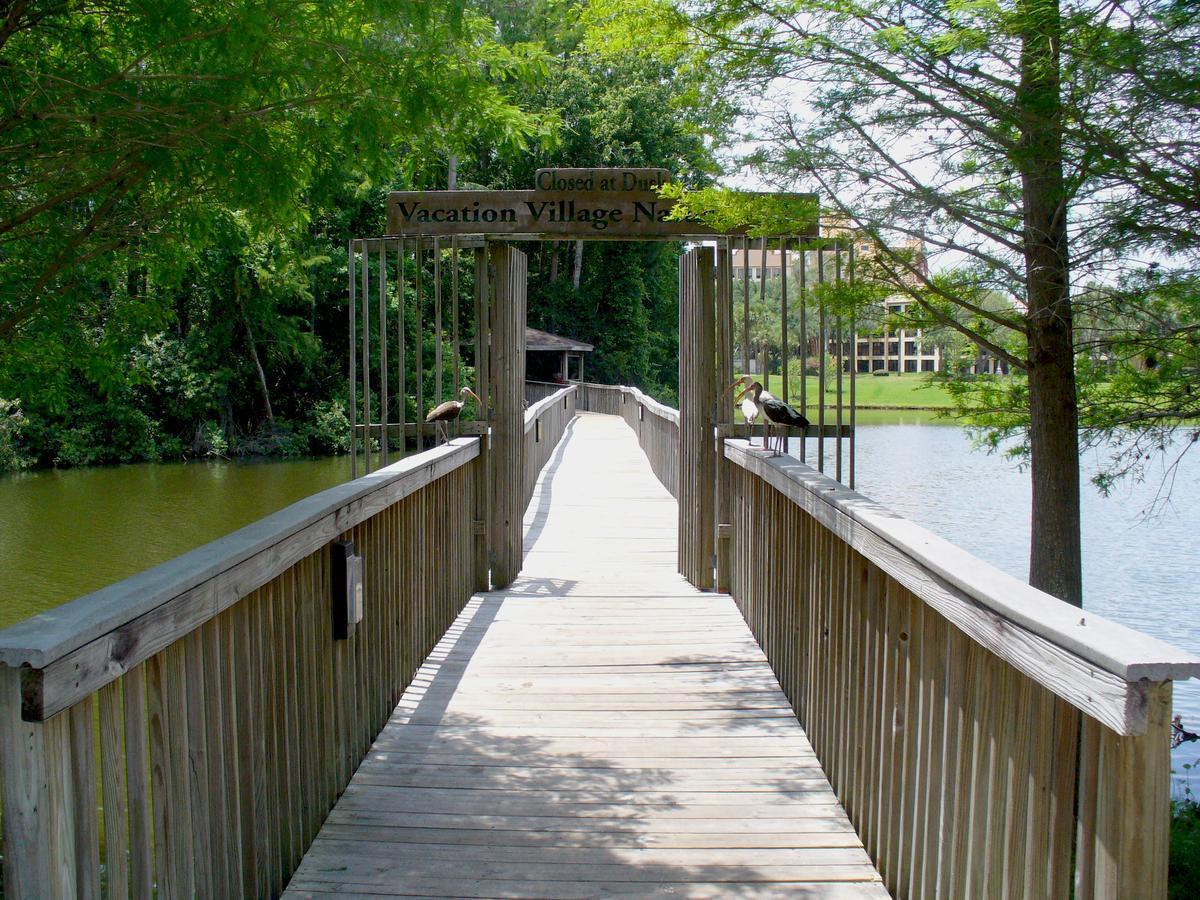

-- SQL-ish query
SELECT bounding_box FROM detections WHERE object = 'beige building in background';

[730,245,943,374]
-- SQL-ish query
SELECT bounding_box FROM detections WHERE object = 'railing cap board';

[0,440,480,671]
[724,440,1200,733]
[524,385,576,434]
[578,383,679,425]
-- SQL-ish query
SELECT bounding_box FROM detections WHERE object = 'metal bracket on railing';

[331,541,364,640]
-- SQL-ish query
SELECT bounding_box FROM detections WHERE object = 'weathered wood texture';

[678,248,717,589]
[525,379,568,405]
[722,441,1196,900]
[0,443,488,899]
[284,412,886,899]
[489,243,527,589]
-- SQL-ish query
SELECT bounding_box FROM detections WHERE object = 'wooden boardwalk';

[284,413,887,899]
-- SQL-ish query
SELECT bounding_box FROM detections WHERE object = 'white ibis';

[425,386,481,444]
[756,384,810,456]
[722,376,763,446]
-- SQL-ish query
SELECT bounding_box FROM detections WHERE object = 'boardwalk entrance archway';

[348,168,855,590]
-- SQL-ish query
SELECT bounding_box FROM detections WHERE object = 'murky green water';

[0,456,350,630]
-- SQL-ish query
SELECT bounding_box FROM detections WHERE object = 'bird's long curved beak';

[463,388,482,414]
[721,376,750,402]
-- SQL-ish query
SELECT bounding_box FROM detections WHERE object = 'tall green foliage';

[0,0,550,466]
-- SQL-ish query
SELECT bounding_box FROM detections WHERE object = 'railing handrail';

[723,438,1200,734]
[0,439,480,675]
[524,384,576,434]
[577,381,679,425]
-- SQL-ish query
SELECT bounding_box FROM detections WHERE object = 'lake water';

[1,423,1197,777]
[0,455,350,629]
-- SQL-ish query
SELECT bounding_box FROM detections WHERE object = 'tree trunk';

[1018,0,1081,606]
[572,239,583,291]
[549,243,559,283]
[235,278,275,429]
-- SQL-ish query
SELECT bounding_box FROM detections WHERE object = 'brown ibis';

[425,386,481,444]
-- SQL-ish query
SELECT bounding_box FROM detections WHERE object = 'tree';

[0,0,552,466]
[463,0,734,400]
[585,0,1200,607]
[0,0,549,373]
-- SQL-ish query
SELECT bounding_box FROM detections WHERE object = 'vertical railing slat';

[183,629,213,898]
[99,680,130,900]
[123,664,154,900]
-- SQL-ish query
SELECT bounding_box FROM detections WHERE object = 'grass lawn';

[743,372,954,410]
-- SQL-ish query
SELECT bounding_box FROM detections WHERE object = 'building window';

[889,304,903,314]
[904,359,918,373]
[872,341,885,356]
[887,359,899,372]
[921,359,935,372]
[858,341,871,355]
[873,359,885,371]
[888,341,899,355]
[858,359,870,373]
[905,340,917,355]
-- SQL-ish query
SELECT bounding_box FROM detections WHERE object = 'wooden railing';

[575,380,1198,899]
[0,380,585,899]
[722,440,1200,900]
[0,441,486,898]
[522,384,577,510]
[524,379,567,405]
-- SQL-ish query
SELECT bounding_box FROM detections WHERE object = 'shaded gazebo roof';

[525,327,593,353]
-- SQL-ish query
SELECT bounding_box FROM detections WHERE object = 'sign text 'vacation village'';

[386,169,817,239]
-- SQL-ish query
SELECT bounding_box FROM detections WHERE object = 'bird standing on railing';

[425,386,482,445]
[756,383,809,456]
[722,375,764,447]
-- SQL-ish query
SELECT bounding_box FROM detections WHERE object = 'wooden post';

[715,242,733,592]
[848,243,856,488]
[817,247,826,473]
[396,237,407,460]
[780,236,789,405]
[1088,683,1172,900]
[452,237,461,399]
[434,237,443,404]
[414,243,424,451]
[799,246,807,463]
[0,666,67,898]
[473,246,491,591]
[678,247,716,590]
[378,242,389,467]
[348,242,357,479]
[489,243,526,588]
[361,244,371,475]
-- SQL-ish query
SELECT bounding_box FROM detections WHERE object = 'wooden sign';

[387,190,727,238]
[534,168,672,193]
[386,169,819,239]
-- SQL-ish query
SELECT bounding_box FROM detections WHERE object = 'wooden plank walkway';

[284,412,887,899]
